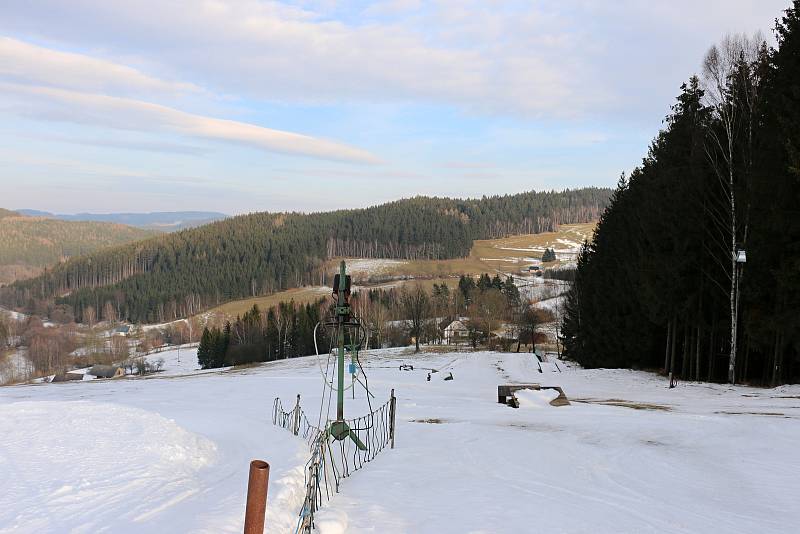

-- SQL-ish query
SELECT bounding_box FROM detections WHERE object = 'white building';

[444,320,468,344]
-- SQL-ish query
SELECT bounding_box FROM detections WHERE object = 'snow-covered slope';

[1,348,799,533]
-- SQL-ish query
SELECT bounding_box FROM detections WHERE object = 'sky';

[0,0,789,215]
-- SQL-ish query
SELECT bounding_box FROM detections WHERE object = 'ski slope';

[1,348,799,533]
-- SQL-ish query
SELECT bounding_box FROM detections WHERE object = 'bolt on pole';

[244,460,270,534]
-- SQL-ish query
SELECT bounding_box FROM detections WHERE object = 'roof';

[51,372,84,382]
[444,320,468,332]
[89,365,124,378]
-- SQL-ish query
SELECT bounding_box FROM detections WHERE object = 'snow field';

[0,401,216,532]
[339,259,409,277]
[314,352,800,533]
[1,348,799,533]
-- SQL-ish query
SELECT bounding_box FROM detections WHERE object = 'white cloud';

[2,83,380,164]
[2,0,785,120]
[0,1,585,117]
[0,37,199,96]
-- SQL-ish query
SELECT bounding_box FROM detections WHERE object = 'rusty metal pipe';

[244,460,270,534]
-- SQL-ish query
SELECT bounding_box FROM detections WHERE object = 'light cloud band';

[2,83,380,164]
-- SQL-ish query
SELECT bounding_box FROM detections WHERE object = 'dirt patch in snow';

[573,398,672,411]
[410,418,446,424]
[715,411,791,418]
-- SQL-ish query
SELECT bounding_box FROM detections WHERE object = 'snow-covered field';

[2,348,799,533]
[516,276,569,304]
[340,259,409,277]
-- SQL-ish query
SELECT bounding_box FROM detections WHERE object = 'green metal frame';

[327,260,367,450]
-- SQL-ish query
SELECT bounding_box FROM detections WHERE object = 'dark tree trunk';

[664,319,672,373]
[669,314,678,385]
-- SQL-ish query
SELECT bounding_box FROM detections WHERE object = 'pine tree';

[197,327,211,369]
[745,1,800,385]
[477,273,492,291]
[502,276,521,308]
[212,327,228,367]
[458,275,476,304]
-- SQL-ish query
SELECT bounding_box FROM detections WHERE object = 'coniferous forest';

[563,4,800,385]
[0,189,609,323]
[0,210,157,284]
[197,300,330,368]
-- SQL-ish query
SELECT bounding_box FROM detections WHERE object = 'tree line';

[563,3,800,385]
[197,273,559,369]
[1,189,609,324]
[198,299,330,368]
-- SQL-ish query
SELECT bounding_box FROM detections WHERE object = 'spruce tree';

[502,276,521,308]
[197,327,211,369]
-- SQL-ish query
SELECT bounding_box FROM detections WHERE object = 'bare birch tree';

[702,33,764,383]
[102,300,117,323]
[84,305,96,328]
[400,286,430,353]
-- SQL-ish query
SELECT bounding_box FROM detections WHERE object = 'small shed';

[111,325,132,337]
[88,365,125,379]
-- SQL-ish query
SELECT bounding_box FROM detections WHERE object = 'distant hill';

[15,210,227,231]
[0,212,157,285]
[1,188,611,323]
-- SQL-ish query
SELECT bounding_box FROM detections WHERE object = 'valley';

[3,2,798,532]
[0,210,157,285]
[212,223,592,318]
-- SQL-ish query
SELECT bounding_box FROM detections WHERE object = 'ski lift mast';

[327,260,367,450]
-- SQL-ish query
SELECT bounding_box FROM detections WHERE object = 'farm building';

[444,320,469,344]
[88,365,125,379]
[111,325,133,337]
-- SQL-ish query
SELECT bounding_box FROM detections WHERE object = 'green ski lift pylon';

[327,260,367,451]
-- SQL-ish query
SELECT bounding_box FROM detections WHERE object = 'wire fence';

[272,391,396,533]
[272,396,321,445]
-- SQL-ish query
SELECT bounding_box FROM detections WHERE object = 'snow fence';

[272,392,396,533]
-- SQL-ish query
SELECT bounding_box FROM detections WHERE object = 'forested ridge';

[0,211,157,284]
[1,189,609,323]
[563,3,800,385]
